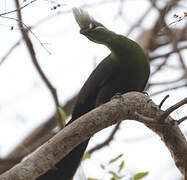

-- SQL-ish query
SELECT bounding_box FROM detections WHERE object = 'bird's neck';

[107,35,142,62]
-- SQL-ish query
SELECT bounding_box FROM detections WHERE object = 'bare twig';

[151,56,170,76]
[159,95,170,108]
[0,0,38,16]
[126,2,154,36]
[174,44,186,70]
[0,15,51,54]
[167,12,187,27]
[0,94,77,174]
[0,0,126,67]
[1,0,186,177]
[0,41,21,66]
[177,116,187,125]
[62,94,77,117]
[159,97,187,121]
[150,76,184,86]
[150,83,187,96]
[0,92,186,179]
[149,45,187,61]
[14,0,62,128]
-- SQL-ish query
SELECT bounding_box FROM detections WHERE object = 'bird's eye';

[89,23,97,30]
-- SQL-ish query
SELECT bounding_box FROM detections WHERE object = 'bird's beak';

[80,29,88,35]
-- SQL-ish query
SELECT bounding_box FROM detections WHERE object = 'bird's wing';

[71,55,118,120]
[80,55,118,100]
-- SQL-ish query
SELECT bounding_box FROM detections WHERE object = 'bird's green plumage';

[37,8,150,180]
[73,8,149,88]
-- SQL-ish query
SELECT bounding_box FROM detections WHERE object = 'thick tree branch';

[0,94,78,174]
[88,122,121,154]
[0,0,186,179]
[0,92,186,180]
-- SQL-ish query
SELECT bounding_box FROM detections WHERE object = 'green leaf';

[109,171,120,179]
[118,160,125,172]
[110,177,115,180]
[109,171,124,179]
[133,172,149,180]
[58,107,66,127]
[83,152,91,160]
[109,154,123,164]
[87,178,99,180]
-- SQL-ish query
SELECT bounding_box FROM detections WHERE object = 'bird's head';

[73,8,115,45]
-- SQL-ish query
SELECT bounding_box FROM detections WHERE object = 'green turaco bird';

[36,8,150,180]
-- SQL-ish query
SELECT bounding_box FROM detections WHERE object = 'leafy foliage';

[83,152,91,160]
[86,152,148,180]
[130,172,149,180]
[109,154,123,164]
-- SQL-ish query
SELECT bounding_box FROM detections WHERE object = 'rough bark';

[0,92,186,180]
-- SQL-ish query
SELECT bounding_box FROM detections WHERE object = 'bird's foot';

[141,91,149,96]
[111,92,122,100]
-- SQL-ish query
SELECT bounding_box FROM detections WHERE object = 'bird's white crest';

[73,8,94,29]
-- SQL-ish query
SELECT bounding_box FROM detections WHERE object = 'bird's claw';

[141,91,149,96]
[111,92,122,100]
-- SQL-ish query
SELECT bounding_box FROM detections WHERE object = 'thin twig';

[0,92,187,179]
[175,45,186,70]
[159,97,187,121]
[159,95,170,108]
[14,0,63,128]
[0,0,38,16]
[177,116,187,125]
[0,15,51,54]
[0,93,77,174]
[149,45,187,61]
[167,12,187,27]
[0,40,21,66]
[151,56,169,77]
[0,0,128,66]
[150,83,187,96]
[126,2,154,36]
[149,76,184,86]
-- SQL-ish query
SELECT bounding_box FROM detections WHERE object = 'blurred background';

[0,0,186,179]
